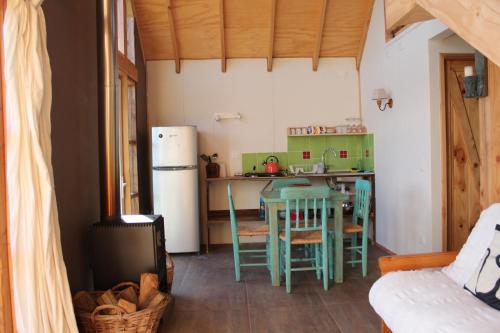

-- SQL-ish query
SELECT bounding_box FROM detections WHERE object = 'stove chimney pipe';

[97,0,121,222]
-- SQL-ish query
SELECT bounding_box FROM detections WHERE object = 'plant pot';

[206,163,220,178]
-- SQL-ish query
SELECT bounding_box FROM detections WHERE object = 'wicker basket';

[75,282,171,333]
[166,252,174,291]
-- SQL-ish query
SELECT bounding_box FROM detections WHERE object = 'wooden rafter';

[356,0,374,69]
[219,0,226,72]
[166,0,180,73]
[384,0,432,34]
[384,0,500,67]
[418,0,500,68]
[267,0,276,72]
[135,0,376,71]
[312,0,328,71]
[130,0,146,63]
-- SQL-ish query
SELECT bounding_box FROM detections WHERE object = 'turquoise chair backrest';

[227,183,238,244]
[280,185,331,232]
[352,179,371,225]
[271,178,310,190]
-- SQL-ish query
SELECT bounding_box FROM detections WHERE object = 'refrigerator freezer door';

[153,168,200,253]
[152,126,198,167]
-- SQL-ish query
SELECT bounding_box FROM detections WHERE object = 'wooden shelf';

[208,215,262,225]
[287,132,369,137]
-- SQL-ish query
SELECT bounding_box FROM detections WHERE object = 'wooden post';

[479,61,500,207]
[0,0,15,330]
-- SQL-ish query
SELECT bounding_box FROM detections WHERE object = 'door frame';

[440,53,475,251]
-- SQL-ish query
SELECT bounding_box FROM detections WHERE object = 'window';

[116,0,135,63]
[116,0,139,214]
[118,74,139,214]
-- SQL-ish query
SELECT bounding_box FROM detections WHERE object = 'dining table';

[260,189,349,286]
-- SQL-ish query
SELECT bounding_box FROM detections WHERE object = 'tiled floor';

[160,244,387,333]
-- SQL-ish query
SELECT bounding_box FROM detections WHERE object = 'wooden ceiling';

[132,0,374,72]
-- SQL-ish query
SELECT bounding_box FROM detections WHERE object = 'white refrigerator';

[152,126,200,253]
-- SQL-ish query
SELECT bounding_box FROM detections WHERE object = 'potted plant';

[200,153,220,178]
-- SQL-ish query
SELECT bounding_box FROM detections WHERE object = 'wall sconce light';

[463,51,488,98]
[371,88,393,111]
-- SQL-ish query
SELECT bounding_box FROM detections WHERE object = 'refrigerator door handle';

[152,165,198,171]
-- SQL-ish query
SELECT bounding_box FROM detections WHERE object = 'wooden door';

[444,57,481,251]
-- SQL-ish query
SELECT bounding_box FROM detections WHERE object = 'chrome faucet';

[321,148,337,173]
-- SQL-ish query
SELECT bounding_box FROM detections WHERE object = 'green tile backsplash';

[242,134,375,173]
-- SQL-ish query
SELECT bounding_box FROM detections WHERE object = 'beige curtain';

[3,0,78,332]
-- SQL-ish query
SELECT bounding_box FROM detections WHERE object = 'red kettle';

[263,155,280,173]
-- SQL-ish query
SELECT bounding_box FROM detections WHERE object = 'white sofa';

[369,204,500,333]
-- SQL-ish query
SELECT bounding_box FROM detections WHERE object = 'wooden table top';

[260,189,349,203]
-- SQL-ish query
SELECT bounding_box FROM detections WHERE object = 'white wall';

[148,58,360,243]
[360,0,474,254]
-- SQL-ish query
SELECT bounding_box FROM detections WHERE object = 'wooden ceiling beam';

[384,0,433,35]
[136,0,375,67]
[219,0,226,72]
[267,0,276,72]
[312,0,328,71]
[130,0,146,64]
[166,0,180,73]
[356,0,374,69]
[418,0,500,68]
[385,0,500,67]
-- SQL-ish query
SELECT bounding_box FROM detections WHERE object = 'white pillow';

[464,224,500,310]
[442,204,500,286]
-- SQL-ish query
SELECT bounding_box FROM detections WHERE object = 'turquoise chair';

[228,183,269,282]
[271,178,310,190]
[344,179,371,277]
[272,178,313,258]
[279,185,330,293]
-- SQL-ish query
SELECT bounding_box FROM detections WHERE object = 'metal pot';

[263,155,280,173]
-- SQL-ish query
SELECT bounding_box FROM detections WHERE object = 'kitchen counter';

[205,171,375,182]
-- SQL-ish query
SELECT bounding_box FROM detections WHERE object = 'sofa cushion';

[465,224,500,310]
[442,204,500,286]
[369,269,500,333]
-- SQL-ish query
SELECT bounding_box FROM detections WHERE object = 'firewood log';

[117,298,137,313]
[73,291,97,313]
[139,273,159,308]
[147,292,167,309]
[97,290,118,314]
[117,286,138,305]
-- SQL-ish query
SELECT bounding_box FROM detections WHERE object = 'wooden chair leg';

[351,233,357,267]
[232,239,241,282]
[322,241,328,291]
[279,240,284,276]
[328,236,334,280]
[285,241,292,293]
[315,244,321,280]
[362,232,368,277]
